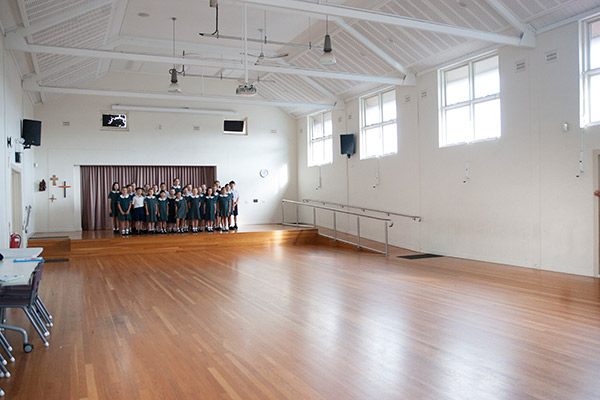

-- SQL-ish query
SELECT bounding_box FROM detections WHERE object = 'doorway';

[11,168,23,237]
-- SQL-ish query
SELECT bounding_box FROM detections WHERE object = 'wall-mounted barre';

[302,199,422,222]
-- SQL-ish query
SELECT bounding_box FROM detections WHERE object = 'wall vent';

[515,60,527,73]
[545,50,558,63]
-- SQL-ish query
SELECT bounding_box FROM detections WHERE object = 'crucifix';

[50,175,59,186]
[49,195,57,202]
[58,181,71,198]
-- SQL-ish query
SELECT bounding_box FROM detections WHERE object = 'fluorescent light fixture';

[111,104,238,116]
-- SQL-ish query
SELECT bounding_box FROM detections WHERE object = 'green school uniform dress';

[172,186,183,194]
[185,194,193,219]
[204,196,217,221]
[117,195,132,221]
[199,194,206,220]
[145,196,158,222]
[218,194,231,217]
[157,198,168,222]
[108,190,120,217]
[175,197,187,219]
[188,195,201,220]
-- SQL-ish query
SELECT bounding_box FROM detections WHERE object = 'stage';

[28,224,320,259]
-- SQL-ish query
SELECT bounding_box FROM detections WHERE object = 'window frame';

[359,88,398,160]
[307,111,333,167]
[439,53,501,147]
[581,16,600,127]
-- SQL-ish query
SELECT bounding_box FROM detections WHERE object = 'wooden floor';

[2,243,600,399]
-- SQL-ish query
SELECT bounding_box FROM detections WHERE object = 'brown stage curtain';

[80,165,216,230]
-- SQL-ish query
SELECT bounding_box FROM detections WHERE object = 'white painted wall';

[298,22,600,277]
[0,34,35,247]
[32,72,298,232]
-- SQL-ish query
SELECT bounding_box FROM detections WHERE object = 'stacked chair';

[0,262,53,396]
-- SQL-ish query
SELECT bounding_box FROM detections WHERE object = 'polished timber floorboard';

[2,245,600,399]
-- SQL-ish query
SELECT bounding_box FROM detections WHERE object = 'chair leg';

[29,308,49,337]
[33,301,52,328]
[35,296,52,320]
[22,308,48,347]
[34,298,52,327]
[0,334,15,363]
[0,323,30,351]
[0,333,12,353]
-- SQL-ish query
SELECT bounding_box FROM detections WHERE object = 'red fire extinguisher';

[9,233,21,249]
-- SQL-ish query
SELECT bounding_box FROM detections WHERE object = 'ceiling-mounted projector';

[236,84,257,96]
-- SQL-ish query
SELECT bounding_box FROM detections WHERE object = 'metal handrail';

[281,199,392,256]
[302,198,422,222]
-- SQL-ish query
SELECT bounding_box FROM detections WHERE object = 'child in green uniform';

[145,188,158,234]
[175,191,187,233]
[182,187,191,232]
[188,188,202,233]
[117,186,132,235]
[157,191,168,234]
[217,185,232,231]
[108,182,120,233]
[203,187,217,232]
[172,178,182,193]
[167,188,177,233]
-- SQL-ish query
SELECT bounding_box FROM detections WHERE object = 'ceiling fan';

[248,28,288,65]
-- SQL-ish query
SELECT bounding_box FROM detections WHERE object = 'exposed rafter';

[484,0,536,46]
[22,78,334,110]
[330,16,415,84]
[227,0,535,47]
[5,32,407,85]
[484,0,532,34]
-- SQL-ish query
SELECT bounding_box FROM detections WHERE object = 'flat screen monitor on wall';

[224,119,247,135]
[22,119,41,148]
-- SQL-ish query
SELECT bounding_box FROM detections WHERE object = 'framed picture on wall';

[100,112,129,131]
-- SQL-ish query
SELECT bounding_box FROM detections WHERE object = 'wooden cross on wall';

[50,175,59,186]
[58,181,71,198]
[49,195,56,202]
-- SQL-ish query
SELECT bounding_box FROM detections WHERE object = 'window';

[308,111,333,166]
[439,54,501,147]
[360,89,397,159]
[581,18,600,126]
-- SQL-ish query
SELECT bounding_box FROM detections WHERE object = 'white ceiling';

[2,0,600,117]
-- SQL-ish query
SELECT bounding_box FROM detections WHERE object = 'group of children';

[107,178,240,235]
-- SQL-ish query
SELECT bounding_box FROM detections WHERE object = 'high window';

[360,89,397,159]
[308,111,333,166]
[581,17,600,126]
[439,54,501,147]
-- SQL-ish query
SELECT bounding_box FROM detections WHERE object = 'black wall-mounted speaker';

[22,119,41,148]
[340,134,355,157]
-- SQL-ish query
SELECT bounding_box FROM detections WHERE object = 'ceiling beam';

[484,0,532,34]
[330,16,415,83]
[118,36,245,58]
[484,0,536,47]
[23,79,334,110]
[5,33,406,85]
[15,0,113,37]
[227,0,535,47]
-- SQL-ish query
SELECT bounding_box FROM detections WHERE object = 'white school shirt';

[231,188,239,203]
[132,195,145,208]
